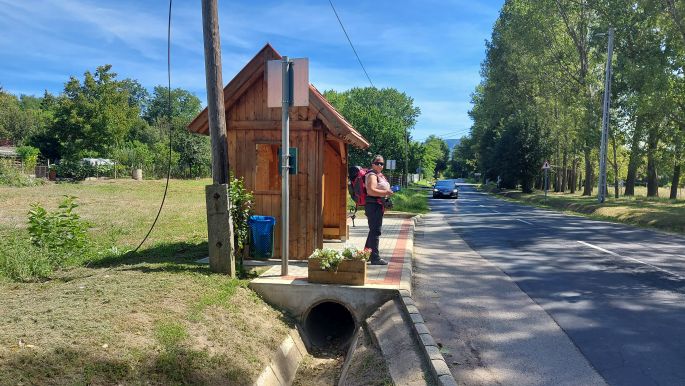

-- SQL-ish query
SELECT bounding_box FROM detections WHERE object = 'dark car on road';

[433,179,459,199]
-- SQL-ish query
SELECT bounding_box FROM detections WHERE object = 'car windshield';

[435,181,454,188]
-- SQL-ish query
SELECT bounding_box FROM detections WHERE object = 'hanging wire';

[131,0,174,254]
[328,0,375,88]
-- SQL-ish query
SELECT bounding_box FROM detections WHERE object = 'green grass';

[0,178,292,385]
[346,187,429,215]
[391,188,429,214]
[489,187,685,234]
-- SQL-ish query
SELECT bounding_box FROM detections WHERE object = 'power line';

[132,0,173,254]
[328,0,375,88]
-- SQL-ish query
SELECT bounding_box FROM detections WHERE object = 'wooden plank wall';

[323,141,344,239]
[225,75,326,259]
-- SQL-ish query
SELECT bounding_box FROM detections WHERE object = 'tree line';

[451,0,685,199]
[325,87,451,180]
[0,65,210,179]
[1,66,454,182]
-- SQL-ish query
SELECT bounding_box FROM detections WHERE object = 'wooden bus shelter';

[188,44,369,260]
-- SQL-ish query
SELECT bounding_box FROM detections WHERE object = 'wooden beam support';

[229,120,313,130]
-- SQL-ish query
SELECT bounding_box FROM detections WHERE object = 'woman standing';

[364,155,394,265]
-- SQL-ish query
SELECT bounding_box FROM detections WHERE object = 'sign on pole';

[386,160,396,170]
[542,160,550,199]
[267,58,309,108]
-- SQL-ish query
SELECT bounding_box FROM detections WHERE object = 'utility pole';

[598,27,614,204]
[201,0,234,276]
[281,56,291,277]
[404,129,409,188]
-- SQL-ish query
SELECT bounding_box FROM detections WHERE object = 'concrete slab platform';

[249,217,414,323]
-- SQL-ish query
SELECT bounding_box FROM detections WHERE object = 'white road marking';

[492,210,501,213]
[577,241,684,280]
[516,219,533,225]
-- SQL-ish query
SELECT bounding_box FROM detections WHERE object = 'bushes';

[392,189,429,214]
[0,196,92,281]
[54,158,98,180]
[28,195,90,251]
[16,145,40,171]
[0,159,44,187]
[228,174,253,254]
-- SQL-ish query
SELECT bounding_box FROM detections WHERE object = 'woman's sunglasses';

[373,162,384,166]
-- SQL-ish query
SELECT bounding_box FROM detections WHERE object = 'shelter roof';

[187,43,369,149]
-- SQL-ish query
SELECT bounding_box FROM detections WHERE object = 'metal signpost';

[542,160,551,199]
[598,28,614,204]
[267,57,308,276]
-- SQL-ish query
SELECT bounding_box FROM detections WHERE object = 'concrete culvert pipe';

[304,301,356,350]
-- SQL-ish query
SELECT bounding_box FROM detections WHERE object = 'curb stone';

[399,294,457,386]
[398,215,458,386]
[253,328,306,386]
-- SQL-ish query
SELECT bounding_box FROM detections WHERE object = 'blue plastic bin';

[248,215,276,259]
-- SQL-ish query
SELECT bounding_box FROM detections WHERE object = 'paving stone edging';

[253,328,306,386]
[398,289,458,386]
[400,215,458,386]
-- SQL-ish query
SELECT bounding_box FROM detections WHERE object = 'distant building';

[81,158,114,166]
[0,145,17,159]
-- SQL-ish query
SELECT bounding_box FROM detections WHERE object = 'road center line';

[577,240,684,280]
[516,218,533,225]
[492,210,501,213]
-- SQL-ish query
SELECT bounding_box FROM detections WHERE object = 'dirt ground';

[293,327,392,386]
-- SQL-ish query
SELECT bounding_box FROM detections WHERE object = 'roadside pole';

[281,56,291,277]
[201,0,234,276]
[542,160,550,201]
[598,27,614,204]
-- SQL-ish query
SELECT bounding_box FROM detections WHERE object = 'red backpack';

[348,165,370,206]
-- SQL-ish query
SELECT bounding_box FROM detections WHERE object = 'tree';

[145,86,202,124]
[50,65,143,159]
[324,87,420,169]
[423,136,450,179]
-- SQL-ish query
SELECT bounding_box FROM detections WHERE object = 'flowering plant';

[309,248,343,272]
[341,246,371,261]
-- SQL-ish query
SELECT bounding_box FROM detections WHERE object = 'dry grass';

[0,178,292,384]
[0,178,208,247]
[494,188,685,234]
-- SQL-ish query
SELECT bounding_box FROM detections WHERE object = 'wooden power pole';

[201,0,234,276]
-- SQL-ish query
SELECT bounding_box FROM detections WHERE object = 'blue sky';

[0,0,502,142]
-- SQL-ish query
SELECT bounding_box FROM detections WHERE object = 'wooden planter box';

[308,258,367,286]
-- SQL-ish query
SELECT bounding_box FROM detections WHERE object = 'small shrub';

[16,145,40,171]
[54,158,98,180]
[0,159,44,187]
[24,196,92,274]
[228,174,254,254]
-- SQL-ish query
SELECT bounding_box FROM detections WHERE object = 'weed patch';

[392,188,429,214]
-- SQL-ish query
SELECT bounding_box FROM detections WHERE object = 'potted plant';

[307,247,370,285]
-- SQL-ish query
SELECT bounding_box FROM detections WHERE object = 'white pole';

[281,56,291,276]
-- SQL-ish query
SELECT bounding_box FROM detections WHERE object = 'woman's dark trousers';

[364,201,384,262]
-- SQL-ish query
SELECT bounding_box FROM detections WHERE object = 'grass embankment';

[346,185,430,216]
[484,185,685,234]
[0,179,291,384]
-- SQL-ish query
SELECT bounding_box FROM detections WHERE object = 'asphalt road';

[421,183,685,385]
